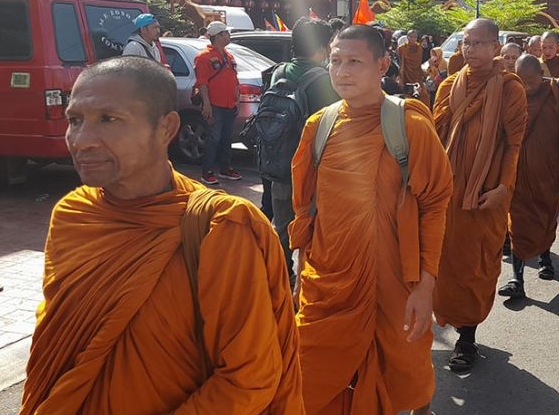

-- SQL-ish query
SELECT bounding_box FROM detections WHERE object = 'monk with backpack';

[289,25,453,415]
[255,17,339,288]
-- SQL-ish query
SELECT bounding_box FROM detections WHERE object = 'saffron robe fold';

[509,79,559,260]
[540,55,559,78]
[448,51,465,76]
[21,169,305,415]
[289,99,453,415]
[398,42,431,106]
[433,63,528,327]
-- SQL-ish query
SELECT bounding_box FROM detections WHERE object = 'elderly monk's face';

[462,26,499,70]
[65,75,171,190]
[518,69,543,96]
[542,37,558,60]
[528,40,542,58]
[501,46,521,72]
[329,38,389,103]
[408,33,418,44]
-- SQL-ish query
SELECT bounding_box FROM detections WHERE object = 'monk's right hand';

[404,271,436,342]
[478,184,508,210]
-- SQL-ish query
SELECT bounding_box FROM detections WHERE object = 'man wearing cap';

[123,13,162,63]
[194,21,242,185]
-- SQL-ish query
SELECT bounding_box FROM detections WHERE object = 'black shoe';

[538,264,555,280]
[498,280,526,298]
[449,340,479,372]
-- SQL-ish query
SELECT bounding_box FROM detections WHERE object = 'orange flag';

[264,18,277,31]
[353,0,375,24]
[309,7,319,19]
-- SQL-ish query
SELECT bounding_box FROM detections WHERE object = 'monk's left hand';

[478,184,508,210]
[404,271,436,342]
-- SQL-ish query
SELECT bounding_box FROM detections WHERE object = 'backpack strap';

[298,67,329,93]
[381,95,409,188]
[309,100,343,216]
[181,188,226,382]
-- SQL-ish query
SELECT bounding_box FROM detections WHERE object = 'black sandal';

[498,280,526,298]
[449,340,479,372]
[538,264,555,281]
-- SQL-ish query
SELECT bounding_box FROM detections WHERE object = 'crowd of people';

[16,10,559,415]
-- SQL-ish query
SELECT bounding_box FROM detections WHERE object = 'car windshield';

[226,43,275,71]
[441,33,462,56]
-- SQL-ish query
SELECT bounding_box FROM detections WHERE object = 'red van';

[0,0,150,185]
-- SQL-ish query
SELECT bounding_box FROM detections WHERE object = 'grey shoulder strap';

[381,95,409,188]
[309,100,342,217]
[312,100,343,167]
[298,67,329,93]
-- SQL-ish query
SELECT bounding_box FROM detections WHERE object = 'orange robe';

[290,99,453,415]
[509,79,559,260]
[541,55,559,77]
[21,169,304,415]
[398,42,431,106]
[433,63,528,328]
[448,51,465,76]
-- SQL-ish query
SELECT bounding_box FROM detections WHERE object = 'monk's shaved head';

[465,18,499,41]
[528,35,541,47]
[516,54,543,96]
[542,31,559,43]
[516,53,543,74]
[335,25,386,59]
[501,43,522,54]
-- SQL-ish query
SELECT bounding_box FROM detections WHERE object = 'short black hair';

[292,17,333,58]
[74,56,177,127]
[334,25,386,59]
[199,27,208,36]
[329,18,346,33]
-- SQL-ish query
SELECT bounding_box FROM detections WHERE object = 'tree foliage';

[446,0,548,35]
[381,0,549,36]
[147,0,196,37]
[380,0,458,36]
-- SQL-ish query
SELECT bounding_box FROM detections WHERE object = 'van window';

[52,3,86,63]
[163,48,190,77]
[0,0,32,60]
[84,5,142,60]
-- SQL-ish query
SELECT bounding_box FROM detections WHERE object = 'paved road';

[1,153,558,414]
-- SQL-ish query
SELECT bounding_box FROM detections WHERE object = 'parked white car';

[160,37,274,163]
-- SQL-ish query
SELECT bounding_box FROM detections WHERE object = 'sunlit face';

[501,46,522,72]
[527,39,542,58]
[542,37,558,60]
[517,68,543,96]
[142,22,161,43]
[462,26,499,70]
[65,75,174,193]
[329,38,389,104]
[408,32,418,44]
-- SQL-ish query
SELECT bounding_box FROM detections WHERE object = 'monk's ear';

[379,55,391,76]
[157,111,181,147]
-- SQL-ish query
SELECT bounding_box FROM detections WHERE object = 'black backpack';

[255,64,328,183]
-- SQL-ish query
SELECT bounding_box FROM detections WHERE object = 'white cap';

[207,21,228,37]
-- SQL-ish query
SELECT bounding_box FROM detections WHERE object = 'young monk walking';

[20,56,304,415]
[499,54,559,298]
[398,29,431,106]
[540,31,559,77]
[433,18,528,372]
[290,25,453,415]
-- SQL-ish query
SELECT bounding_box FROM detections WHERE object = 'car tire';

[170,111,210,165]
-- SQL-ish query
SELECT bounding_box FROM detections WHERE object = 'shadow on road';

[503,289,559,317]
[431,344,559,415]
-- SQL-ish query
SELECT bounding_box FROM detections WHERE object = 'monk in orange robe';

[448,40,465,75]
[398,29,431,106]
[540,31,559,77]
[20,56,304,415]
[290,25,453,415]
[432,19,528,372]
[526,35,542,58]
[500,42,522,73]
[498,54,559,299]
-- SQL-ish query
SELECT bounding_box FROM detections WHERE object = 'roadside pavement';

[1,156,558,414]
